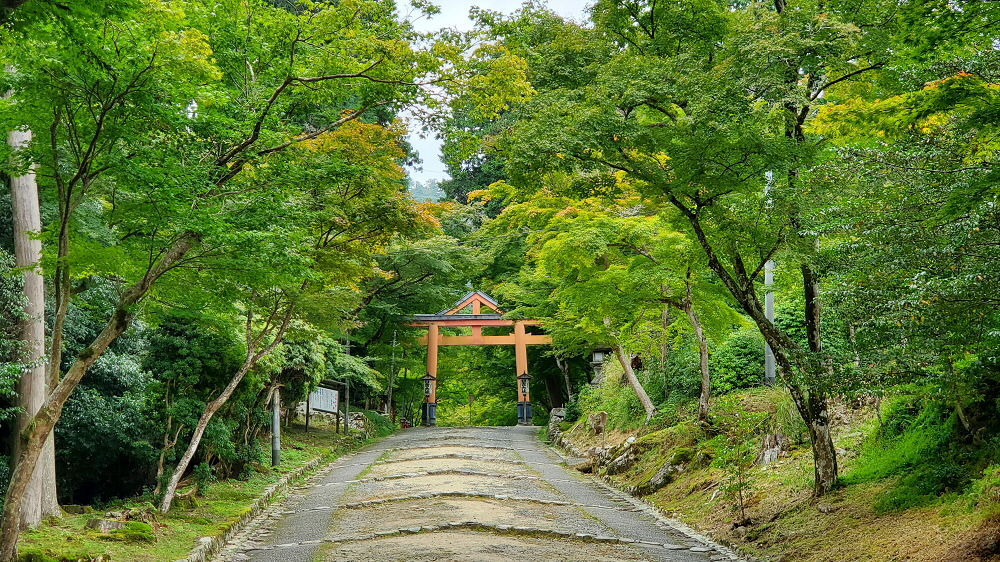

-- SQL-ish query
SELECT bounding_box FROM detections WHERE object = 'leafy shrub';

[847,393,977,512]
[847,395,953,484]
[877,392,923,439]
[564,397,582,423]
[874,460,967,513]
[193,462,215,495]
[968,464,1000,506]
[359,409,395,436]
[711,327,765,394]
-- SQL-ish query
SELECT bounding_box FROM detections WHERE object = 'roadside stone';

[85,519,127,533]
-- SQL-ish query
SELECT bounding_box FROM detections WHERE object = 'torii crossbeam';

[409,291,552,426]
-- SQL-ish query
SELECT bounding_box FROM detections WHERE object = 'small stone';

[690,546,713,552]
[85,519,127,534]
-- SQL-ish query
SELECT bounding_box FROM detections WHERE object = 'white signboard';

[309,387,339,413]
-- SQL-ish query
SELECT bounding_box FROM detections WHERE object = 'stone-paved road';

[219,426,738,562]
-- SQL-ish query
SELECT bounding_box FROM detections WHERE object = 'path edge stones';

[545,430,751,562]
[178,439,374,562]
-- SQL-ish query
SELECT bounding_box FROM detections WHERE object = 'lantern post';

[422,373,437,426]
[517,372,532,425]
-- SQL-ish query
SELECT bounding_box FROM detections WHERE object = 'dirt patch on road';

[366,457,530,478]
[319,529,652,561]
[345,472,537,500]
[328,497,609,536]
[388,445,520,462]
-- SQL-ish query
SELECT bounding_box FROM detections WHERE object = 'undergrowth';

[844,389,987,513]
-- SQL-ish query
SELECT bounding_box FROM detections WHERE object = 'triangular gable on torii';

[439,290,504,316]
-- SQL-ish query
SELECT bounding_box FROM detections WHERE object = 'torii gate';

[410,291,552,426]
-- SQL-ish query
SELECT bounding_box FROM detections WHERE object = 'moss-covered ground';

[557,385,1000,561]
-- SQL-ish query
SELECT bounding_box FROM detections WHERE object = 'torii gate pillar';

[423,324,439,426]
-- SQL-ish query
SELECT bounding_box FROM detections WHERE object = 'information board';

[308,387,339,413]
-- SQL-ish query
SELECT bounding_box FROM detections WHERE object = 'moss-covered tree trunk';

[612,344,657,422]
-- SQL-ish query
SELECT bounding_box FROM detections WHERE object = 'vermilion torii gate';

[410,291,552,426]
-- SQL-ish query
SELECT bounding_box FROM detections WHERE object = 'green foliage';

[192,463,215,496]
[710,327,765,395]
[357,410,394,437]
[846,393,980,513]
[0,249,24,423]
[711,396,770,521]
[967,464,1000,507]
[564,397,582,424]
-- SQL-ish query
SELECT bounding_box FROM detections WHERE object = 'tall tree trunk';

[0,232,200,562]
[555,356,573,402]
[673,201,838,496]
[159,305,293,513]
[7,124,60,526]
[682,271,711,423]
[801,262,838,494]
[612,344,657,421]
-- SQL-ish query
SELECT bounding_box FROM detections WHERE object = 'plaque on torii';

[409,291,552,426]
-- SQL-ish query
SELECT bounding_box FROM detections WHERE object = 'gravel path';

[218,426,737,562]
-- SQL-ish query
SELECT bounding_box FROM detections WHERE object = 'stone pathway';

[218,426,738,562]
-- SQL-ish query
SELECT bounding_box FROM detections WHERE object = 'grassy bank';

[554,379,1000,561]
[17,414,391,562]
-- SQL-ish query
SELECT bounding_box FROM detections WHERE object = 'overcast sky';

[400,1,590,183]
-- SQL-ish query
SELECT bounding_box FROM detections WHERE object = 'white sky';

[400,1,591,183]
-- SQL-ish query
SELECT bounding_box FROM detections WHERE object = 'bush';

[846,393,977,512]
[874,461,967,513]
[968,464,1000,506]
[193,462,215,495]
[711,327,765,394]
[359,409,395,436]
[564,397,582,423]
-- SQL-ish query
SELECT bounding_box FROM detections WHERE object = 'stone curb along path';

[178,439,375,562]
[545,409,749,562]
[215,426,748,562]
[545,435,747,562]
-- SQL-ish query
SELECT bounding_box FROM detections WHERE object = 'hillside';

[552,377,1000,561]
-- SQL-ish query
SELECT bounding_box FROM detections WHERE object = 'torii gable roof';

[439,290,503,315]
[411,290,507,323]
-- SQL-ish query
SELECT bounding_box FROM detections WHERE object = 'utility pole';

[271,387,281,466]
[344,378,350,434]
[764,171,777,385]
[344,336,351,434]
[386,330,397,423]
